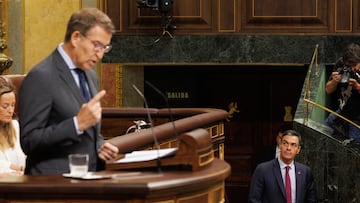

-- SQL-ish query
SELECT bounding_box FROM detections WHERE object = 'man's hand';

[98,142,119,161]
[77,90,106,131]
[349,78,360,91]
[331,71,341,83]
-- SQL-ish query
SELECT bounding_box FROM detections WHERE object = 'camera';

[136,0,173,13]
[338,67,355,85]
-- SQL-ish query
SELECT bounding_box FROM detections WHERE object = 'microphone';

[132,84,162,172]
[145,81,179,139]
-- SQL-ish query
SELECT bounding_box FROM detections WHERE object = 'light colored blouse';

[0,120,26,174]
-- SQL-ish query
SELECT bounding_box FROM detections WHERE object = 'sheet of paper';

[114,148,178,163]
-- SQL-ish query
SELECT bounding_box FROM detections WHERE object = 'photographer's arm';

[326,72,340,94]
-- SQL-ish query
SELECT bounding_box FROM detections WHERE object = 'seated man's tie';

[285,166,292,203]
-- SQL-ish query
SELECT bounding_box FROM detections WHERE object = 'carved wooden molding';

[218,0,236,32]
[335,0,352,32]
[241,0,333,33]
[101,0,359,35]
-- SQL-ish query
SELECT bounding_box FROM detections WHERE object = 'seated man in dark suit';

[248,130,317,203]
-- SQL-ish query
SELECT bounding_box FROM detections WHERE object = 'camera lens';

[340,71,350,84]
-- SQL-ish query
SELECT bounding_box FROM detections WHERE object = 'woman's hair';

[64,7,115,42]
[0,76,16,151]
[342,43,360,67]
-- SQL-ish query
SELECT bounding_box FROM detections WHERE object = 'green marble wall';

[105,35,360,64]
[294,60,360,202]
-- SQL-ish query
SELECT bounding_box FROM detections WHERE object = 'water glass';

[68,154,89,177]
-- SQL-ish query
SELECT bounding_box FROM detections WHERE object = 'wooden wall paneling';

[100,63,122,107]
[101,0,123,32]
[170,0,216,33]
[102,0,143,33]
[218,0,236,32]
[354,0,360,32]
[241,0,333,33]
[101,0,360,35]
[128,2,166,32]
[335,0,352,32]
[105,0,217,34]
[224,121,261,203]
[113,0,174,33]
[224,151,252,192]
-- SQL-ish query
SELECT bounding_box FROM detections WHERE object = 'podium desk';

[0,159,230,203]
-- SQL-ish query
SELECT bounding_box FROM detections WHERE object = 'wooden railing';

[102,107,228,159]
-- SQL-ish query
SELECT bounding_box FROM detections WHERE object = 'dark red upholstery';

[4,74,25,119]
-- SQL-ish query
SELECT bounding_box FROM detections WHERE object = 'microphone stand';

[132,84,162,173]
[145,81,178,139]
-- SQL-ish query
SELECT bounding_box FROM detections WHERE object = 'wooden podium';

[0,159,230,203]
[106,128,214,171]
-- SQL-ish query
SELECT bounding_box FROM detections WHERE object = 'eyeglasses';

[81,34,112,53]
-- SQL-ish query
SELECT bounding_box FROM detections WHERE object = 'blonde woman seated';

[0,76,26,175]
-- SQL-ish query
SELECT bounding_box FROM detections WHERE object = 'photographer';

[325,43,360,143]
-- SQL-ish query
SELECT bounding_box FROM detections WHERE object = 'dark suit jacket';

[248,159,317,203]
[19,49,104,175]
